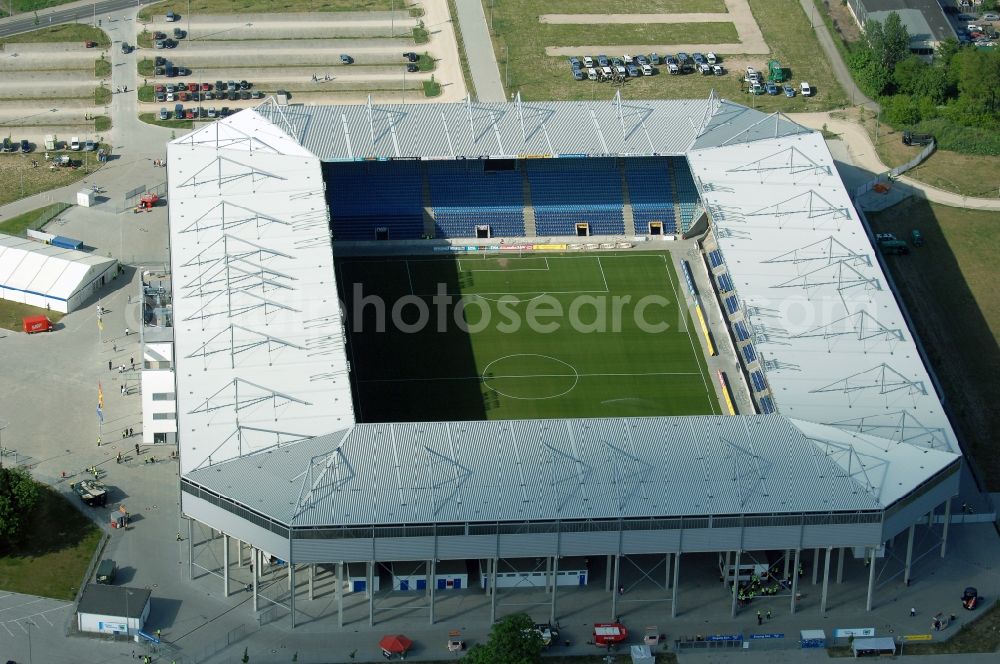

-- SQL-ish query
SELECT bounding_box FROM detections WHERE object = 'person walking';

[910,607,917,617]
[136,443,140,456]
[125,327,130,337]
[766,608,772,621]
[130,357,135,370]
[108,360,113,371]
[756,610,762,625]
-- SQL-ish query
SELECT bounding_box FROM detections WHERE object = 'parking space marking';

[0,596,45,614]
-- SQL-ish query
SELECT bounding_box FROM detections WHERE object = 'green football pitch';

[336,251,719,422]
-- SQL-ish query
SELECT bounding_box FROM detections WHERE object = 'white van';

[800,81,812,96]
[70,136,81,151]
[586,67,598,80]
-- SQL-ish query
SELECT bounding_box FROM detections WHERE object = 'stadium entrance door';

[575,223,590,237]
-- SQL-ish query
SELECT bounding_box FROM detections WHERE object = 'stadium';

[164,93,963,629]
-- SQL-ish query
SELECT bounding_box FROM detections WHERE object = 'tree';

[880,12,911,71]
[0,467,39,550]
[465,613,543,664]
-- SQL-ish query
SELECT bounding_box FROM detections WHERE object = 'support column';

[337,562,344,629]
[367,561,375,627]
[723,551,731,586]
[610,554,620,620]
[237,540,243,568]
[928,505,935,527]
[308,564,315,601]
[223,534,230,597]
[490,558,498,624]
[429,559,436,625]
[605,555,613,591]
[187,519,193,580]
[866,546,877,611]
[812,548,820,585]
[544,557,552,593]
[730,550,740,618]
[903,523,916,586]
[252,548,259,613]
[426,561,432,598]
[941,498,952,558]
[836,547,845,584]
[665,553,672,589]
[790,549,801,615]
[289,563,296,629]
[550,556,559,625]
[670,552,680,618]
[782,549,790,581]
[820,547,832,615]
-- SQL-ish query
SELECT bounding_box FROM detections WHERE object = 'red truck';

[23,315,53,333]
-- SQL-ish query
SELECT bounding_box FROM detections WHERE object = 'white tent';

[0,235,117,313]
[630,645,655,664]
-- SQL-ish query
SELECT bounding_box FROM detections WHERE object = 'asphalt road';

[0,0,158,39]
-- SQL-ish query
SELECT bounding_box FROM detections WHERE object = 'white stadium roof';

[0,234,115,310]
[167,110,355,475]
[173,97,961,527]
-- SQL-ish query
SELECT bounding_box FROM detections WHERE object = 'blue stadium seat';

[708,250,724,268]
[323,161,424,240]
[759,396,776,414]
[624,157,677,234]
[742,344,757,364]
[733,320,750,342]
[427,161,525,238]
[724,294,739,315]
[751,370,766,392]
[526,158,624,236]
[717,273,734,293]
[671,158,699,232]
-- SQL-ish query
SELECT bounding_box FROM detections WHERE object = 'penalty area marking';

[457,257,551,272]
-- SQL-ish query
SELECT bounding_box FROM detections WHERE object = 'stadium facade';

[165,95,962,627]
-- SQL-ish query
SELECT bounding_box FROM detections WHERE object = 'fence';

[853,139,936,199]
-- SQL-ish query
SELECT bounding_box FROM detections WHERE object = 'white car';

[601,66,613,78]
[623,54,634,64]
[615,64,626,77]
[583,56,594,68]
[706,52,717,64]
[586,67,597,80]
[800,81,812,96]
[70,136,81,150]
[875,233,897,242]
[642,64,653,76]
[983,13,1000,21]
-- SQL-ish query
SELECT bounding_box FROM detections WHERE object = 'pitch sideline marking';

[660,253,719,415]
[359,371,701,383]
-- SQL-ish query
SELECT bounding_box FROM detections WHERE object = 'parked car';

[177,66,190,76]
[636,54,649,66]
[174,104,184,119]
[154,56,166,66]
[240,90,251,100]
[641,64,653,76]
[692,53,706,65]
[572,68,584,80]
[712,64,724,76]
[706,52,717,64]
[184,109,195,119]
[339,54,353,64]
[783,84,795,97]
[154,31,167,40]
[569,56,581,69]
[765,81,779,95]
[614,63,626,77]
[404,51,418,62]
[698,63,712,75]
[166,10,177,21]
[207,107,217,118]
[649,53,661,65]
[251,90,263,99]
[676,52,691,65]
[155,92,166,102]
[121,42,131,54]
[84,139,95,151]
[159,107,170,120]
[583,55,594,67]
[70,136,81,150]
[204,91,214,100]
[165,92,174,102]
[154,40,165,49]
[800,81,811,96]
[601,65,613,79]
[597,54,609,67]
[984,13,1000,21]
[626,64,640,77]
[186,82,197,92]
[239,80,250,89]
[164,39,176,48]
[406,63,418,73]
[220,106,230,117]
[173,28,186,39]
[586,67,598,80]
[226,80,236,91]
[20,139,31,153]
[623,54,633,64]
[85,40,97,48]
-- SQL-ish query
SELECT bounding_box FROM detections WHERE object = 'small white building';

[0,235,117,313]
[343,562,380,594]
[76,585,151,636]
[392,560,469,591]
[480,557,589,589]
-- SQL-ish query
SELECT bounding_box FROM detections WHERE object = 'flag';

[96,406,104,424]
[98,382,104,408]
[97,316,104,331]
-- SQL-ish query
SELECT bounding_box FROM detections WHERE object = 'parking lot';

[136,3,465,117]
[0,39,108,148]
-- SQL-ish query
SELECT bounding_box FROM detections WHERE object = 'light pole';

[26,619,36,664]
[504,44,509,90]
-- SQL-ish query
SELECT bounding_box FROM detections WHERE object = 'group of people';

[732,565,798,608]
[120,427,135,439]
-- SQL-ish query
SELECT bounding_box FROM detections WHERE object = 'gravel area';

[144,17,417,41]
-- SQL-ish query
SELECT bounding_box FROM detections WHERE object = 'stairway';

[617,158,637,236]
[421,163,435,238]
[520,165,537,237]
[667,158,682,233]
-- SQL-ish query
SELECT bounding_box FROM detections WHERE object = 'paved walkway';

[796,0,876,110]
[452,0,505,101]
[792,111,1000,211]
[544,0,768,55]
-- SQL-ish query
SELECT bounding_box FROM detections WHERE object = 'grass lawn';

[0,299,65,331]
[137,29,152,49]
[0,483,99,600]
[138,58,155,77]
[0,23,109,47]
[416,52,435,72]
[423,77,441,97]
[95,57,110,77]
[844,108,1000,199]
[95,115,111,131]
[486,0,846,110]
[867,199,1000,490]
[138,112,193,129]
[138,0,401,21]
[138,85,155,103]
[337,252,718,423]
[0,154,97,207]
[0,201,70,237]
[95,85,110,105]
